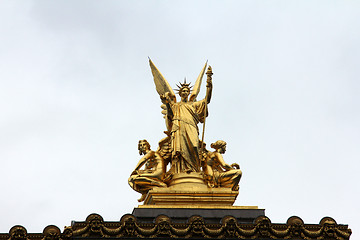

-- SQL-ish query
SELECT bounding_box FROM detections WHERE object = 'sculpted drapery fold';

[169,99,208,173]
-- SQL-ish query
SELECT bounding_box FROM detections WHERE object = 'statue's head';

[138,140,150,155]
[211,140,227,153]
[176,79,192,99]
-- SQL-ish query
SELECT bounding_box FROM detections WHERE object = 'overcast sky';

[0,0,359,238]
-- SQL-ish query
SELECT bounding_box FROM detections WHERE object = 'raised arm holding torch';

[200,66,213,156]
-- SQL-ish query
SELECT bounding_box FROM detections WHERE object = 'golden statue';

[128,140,167,202]
[150,59,212,173]
[203,140,242,190]
[128,60,243,205]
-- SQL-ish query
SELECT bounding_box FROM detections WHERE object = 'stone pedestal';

[132,206,265,224]
[144,187,239,206]
[133,172,264,224]
[143,172,239,206]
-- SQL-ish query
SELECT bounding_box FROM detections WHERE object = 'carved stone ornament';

[8,226,28,240]
[42,226,61,240]
[0,214,351,240]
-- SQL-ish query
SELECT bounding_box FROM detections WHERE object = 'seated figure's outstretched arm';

[214,152,232,171]
[132,156,147,175]
[135,151,165,180]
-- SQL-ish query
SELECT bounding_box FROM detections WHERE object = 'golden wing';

[149,58,176,102]
[189,61,207,102]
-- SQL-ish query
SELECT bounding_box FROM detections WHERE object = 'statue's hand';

[160,94,169,104]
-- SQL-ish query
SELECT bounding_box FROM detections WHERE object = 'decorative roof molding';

[0,214,351,240]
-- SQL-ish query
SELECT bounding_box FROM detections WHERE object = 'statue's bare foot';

[137,193,147,202]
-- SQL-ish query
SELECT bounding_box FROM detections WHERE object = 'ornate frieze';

[0,214,351,240]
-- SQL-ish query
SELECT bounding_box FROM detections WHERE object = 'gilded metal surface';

[137,205,259,209]
[129,60,242,203]
[143,184,239,206]
[150,59,212,174]
[204,140,242,190]
[128,140,167,202]
[0,214,351,240]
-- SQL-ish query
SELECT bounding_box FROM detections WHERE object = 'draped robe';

[168,99,207,173]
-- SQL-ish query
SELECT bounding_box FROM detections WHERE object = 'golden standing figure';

[150,59,212,173]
